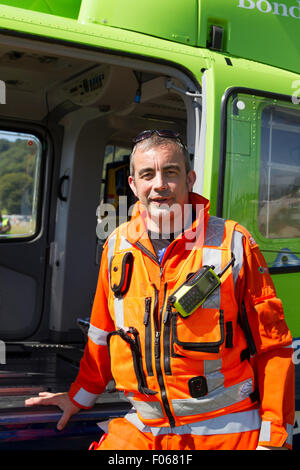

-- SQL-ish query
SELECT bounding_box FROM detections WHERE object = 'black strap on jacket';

[111,252,134,298]
[238,301,257,357]
[107,327,157,396]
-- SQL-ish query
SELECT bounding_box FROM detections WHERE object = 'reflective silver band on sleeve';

[258,420,271,442]
[285,423,293,446]
[88,323,109,346]
[73,387,99,408]
[259,420,294,447]
[231,230,244,289]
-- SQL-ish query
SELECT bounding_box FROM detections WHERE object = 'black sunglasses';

[132,129,185,147]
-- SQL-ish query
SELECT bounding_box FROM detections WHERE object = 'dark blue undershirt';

[149,233,174,264]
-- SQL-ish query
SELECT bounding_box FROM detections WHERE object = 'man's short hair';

[130,134,192,176]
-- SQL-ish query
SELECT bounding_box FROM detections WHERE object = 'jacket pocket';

[171,308,225,359]
[107,327,157,396]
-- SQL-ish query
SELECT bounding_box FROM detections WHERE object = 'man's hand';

[25,392,80,430]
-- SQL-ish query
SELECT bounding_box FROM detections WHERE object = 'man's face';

[128,143,196,229]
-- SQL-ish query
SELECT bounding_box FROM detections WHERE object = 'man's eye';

[141,173,153,179]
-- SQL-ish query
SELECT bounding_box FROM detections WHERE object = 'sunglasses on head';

[132,129,185,147]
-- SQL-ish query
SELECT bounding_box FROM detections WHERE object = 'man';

[0,211,11,234]
[26,130,295,450]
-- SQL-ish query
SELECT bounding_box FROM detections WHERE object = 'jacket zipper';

[134,240,175,427]
[153,284,175,428]
[163,299,173,375]
[135,241,159,264]
[143,297,153,376]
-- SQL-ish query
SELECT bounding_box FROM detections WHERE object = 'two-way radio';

[170,256,235,318]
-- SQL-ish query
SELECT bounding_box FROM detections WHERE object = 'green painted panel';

[272,273,300,337]
[77,0,198,45]
[198,0,300,74]
[223,93,260,233]
[231,120,251,156]
[0,0,81,19]
[1,0,300,74]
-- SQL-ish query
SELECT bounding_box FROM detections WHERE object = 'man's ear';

[187,170,196,191]
[128,175,138,198]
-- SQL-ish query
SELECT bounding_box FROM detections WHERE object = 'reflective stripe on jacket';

[69,193,294,448]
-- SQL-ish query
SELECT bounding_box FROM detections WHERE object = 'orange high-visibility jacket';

[69,193,295,448]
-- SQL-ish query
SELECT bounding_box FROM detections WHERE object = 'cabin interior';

[0,33,200,344]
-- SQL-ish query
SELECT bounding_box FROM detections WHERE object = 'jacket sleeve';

[235,226,295,449]
[68,240,115,409]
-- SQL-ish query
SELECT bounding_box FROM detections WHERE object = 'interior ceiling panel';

[0,47,95,92]
[0,43,187,128]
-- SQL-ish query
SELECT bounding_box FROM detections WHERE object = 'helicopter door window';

[258,106,300,239]
[0,130,43,239]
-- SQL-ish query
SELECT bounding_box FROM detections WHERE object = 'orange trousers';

[94,417,260,451]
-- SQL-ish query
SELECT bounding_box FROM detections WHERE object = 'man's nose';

[153,172,168,190]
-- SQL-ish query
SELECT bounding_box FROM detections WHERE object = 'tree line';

[0,138,37,215]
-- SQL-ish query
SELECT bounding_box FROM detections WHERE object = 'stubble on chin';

[146,202,186,236]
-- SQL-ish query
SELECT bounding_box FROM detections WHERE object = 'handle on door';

[58,174,69,202]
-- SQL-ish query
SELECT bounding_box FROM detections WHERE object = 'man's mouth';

[150,197,172,205]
